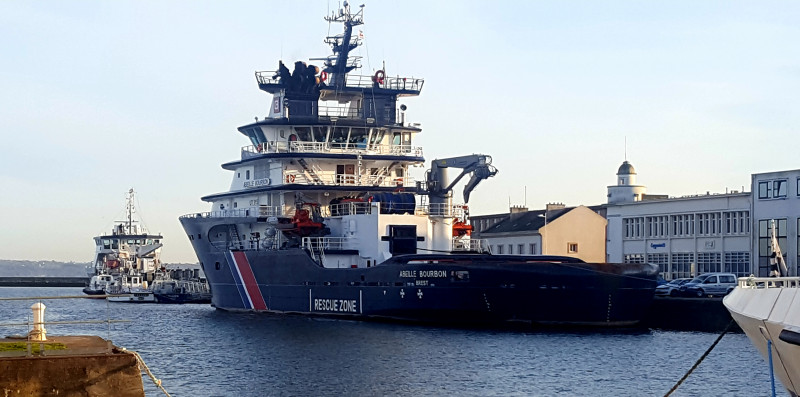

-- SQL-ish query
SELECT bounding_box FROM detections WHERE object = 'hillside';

[0,260,200,277]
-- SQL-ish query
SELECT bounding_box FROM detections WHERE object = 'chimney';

[509,205,528,220]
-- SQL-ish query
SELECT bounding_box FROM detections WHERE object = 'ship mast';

[323,2,364,87]
[126,188,135,235]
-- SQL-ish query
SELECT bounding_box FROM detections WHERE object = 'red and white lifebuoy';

[285,174,296,183]
[319,71,328,82]
[256,143,263,152]
[373,70,385,85]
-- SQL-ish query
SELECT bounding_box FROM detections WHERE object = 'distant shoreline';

[0,277,88,287]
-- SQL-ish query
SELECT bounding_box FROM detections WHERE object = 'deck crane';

[423,154,498,251]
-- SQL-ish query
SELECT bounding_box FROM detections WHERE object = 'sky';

[1,1,799,263]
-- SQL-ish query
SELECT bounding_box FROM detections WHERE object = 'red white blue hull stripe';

[225,250,268,310]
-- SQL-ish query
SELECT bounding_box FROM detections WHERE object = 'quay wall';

[0,277,88,287]
[0,352,145,396]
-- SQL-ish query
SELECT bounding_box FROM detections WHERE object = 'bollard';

[28,302,47,341]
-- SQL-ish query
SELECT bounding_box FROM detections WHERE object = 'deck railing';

[452,238,487,253]
[284,170,414,188]
[242,141,422,158]
[255,71,424,93]
[179,206,282,220]
[415,204,468,218]
[737,276,800,289]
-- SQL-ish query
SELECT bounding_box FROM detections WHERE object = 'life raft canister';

[373,70,385,85]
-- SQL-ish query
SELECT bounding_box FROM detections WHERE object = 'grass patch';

[0,342,68,353]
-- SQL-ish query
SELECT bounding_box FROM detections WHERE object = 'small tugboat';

[152,277,212,304]
[84,188,163,296]
[179,3,658,326]
[724,220,800,395]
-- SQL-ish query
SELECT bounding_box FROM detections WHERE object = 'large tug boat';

[84,189,163,295]
[180,4,658,326]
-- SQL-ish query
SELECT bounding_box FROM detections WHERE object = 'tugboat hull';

[184,220,657,326]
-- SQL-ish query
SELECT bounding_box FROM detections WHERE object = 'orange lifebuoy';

[286,174,296,183]
[373,70,385,85]
[319,71,328,82]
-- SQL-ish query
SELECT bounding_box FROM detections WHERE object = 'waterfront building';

[473,204,607,262]
[605,185,751,279]
[751,169,800,276]
[472,162,800,279]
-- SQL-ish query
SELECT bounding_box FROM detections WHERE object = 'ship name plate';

[399,270,448,278]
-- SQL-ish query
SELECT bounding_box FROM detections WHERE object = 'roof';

[617,161,636,175]
[480,208,571,234]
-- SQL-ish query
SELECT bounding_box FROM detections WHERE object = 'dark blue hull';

[182,218,657,326]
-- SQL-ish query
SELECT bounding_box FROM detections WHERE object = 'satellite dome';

[617,161,636,175]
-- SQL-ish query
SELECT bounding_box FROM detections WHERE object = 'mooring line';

[129,349,172,397]
[663,320,735,397]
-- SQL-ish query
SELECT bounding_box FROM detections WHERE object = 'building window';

[518,244,524,255]
[759,179,788,199]
[567,243,578,253]
[496,245,503,254]
[508,244,513,254]
[624,217,644,239]
[758,219,787,276]
[725,252,751,277]
[671,214,695,236]
[697,252,721,274]
[774,180,788,198]
[624,254,645,264]
[647,253,669,278]
[530,243,537,255]
[758,181,771,199]
[723,211,750,235]
[671,253,695,279]
[246,170,251,180]
[646,216,668,238]
[797,178,800,196]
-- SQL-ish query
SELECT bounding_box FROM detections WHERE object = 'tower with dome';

[607,161,647,204]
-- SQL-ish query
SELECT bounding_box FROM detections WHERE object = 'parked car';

[654,278,693,297]
[679,273,738,297]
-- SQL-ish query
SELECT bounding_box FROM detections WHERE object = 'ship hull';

[182,218,657,327]
[724,278,800,396]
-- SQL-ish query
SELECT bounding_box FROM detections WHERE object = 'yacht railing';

[242,141,422,158]
[737,276,800,289]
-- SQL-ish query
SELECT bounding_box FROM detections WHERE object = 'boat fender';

[319,71,328,82]
[286,174,296,183]
[373,70,385,85]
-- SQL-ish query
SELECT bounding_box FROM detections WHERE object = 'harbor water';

[0,287,786,396]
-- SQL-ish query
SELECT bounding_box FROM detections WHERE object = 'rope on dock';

[128,348,172,397]
[663,320,734,397]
